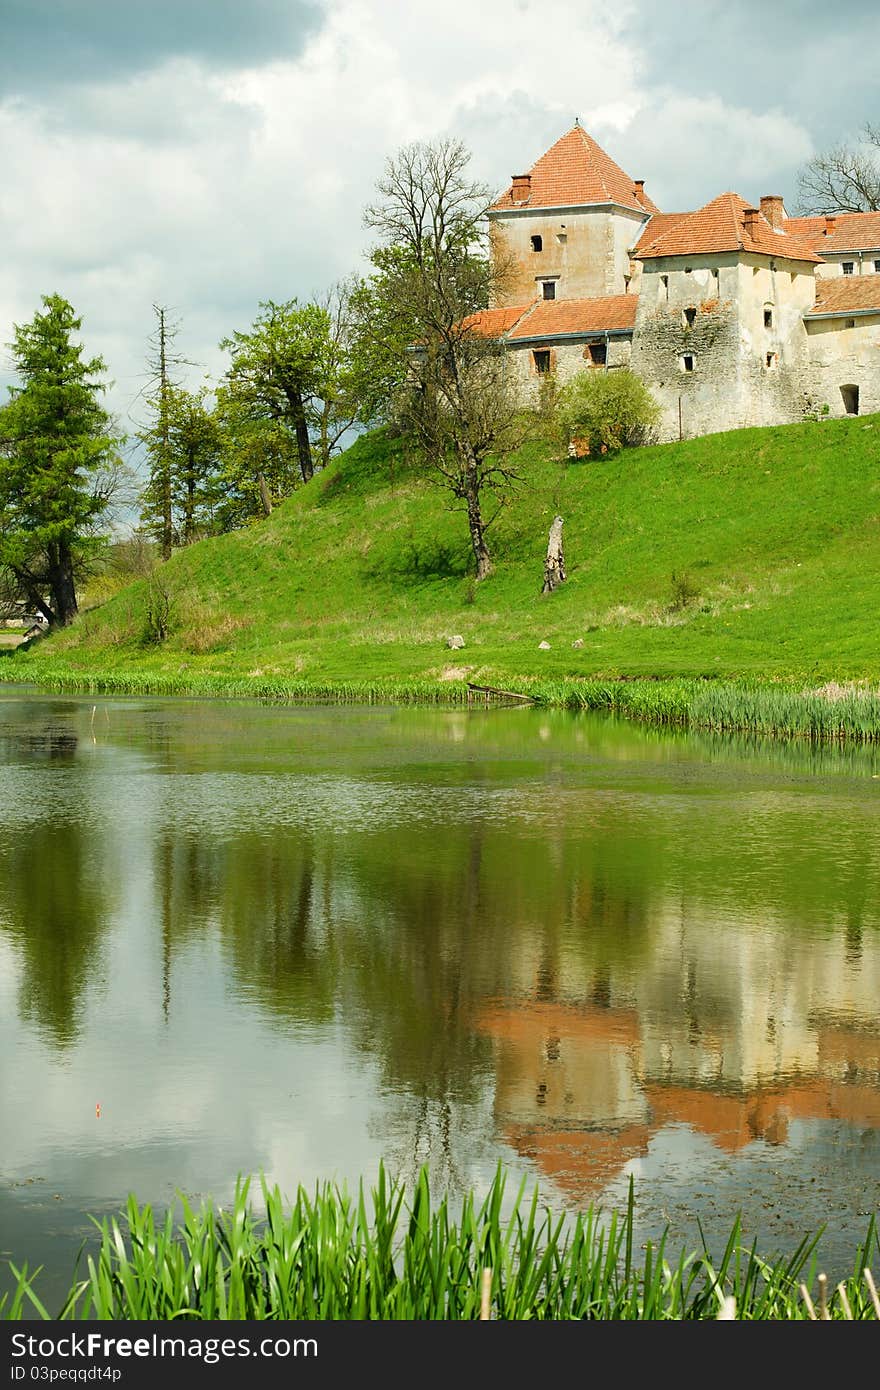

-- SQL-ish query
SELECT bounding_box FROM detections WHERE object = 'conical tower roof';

[491,124,659,215]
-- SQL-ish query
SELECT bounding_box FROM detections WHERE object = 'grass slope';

[6,414,880,695]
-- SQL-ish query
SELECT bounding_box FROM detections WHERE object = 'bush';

[558,369,660,457]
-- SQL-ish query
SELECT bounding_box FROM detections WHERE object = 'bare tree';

[796,123,880,213]
[362,139,522,580]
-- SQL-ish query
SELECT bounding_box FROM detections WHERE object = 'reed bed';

[3,1168,879,1321]
[8,663,880,742]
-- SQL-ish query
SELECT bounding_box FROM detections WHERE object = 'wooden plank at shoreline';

[467,682,535,705]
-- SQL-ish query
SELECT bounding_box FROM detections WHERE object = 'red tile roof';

[507,293,638,339]
[806,276,880,316]
[491,124,659,216]
[464,295,638,341]
[635,191,823,263]
[633,211,690,252]
[460,306,531,337]
[784,212,880,254]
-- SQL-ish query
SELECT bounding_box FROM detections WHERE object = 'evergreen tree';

[0,293,121,626]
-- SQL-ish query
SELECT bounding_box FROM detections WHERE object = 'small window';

[533,349,551,374]
[875,260,880,273]
[764,307,774,328]
[845,318,856,329]
[765,351,777,369]
[681,354,695,373]
[712,268,719,281]
[660,274,669,302]
[583,342,607,366]
[682,306,697,329]
[556,232,567,244]
[542,280,556,300]
[530,235,543,252]
[684,266,693,274]
[842,261,854,276]
[841,384,859,415]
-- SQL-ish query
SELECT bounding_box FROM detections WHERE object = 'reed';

[2,1168,878,1321]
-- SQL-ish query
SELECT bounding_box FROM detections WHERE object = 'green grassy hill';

[6,414,880,693]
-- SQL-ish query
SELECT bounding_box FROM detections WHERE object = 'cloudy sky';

[1,0,876,445]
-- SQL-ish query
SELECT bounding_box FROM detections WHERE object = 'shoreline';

[5,659,880,743]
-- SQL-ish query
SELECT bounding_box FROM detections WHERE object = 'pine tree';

[0,294,121,626]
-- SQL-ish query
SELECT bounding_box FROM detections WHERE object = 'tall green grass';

[3,1167,879,1320]
[11,665,880,742]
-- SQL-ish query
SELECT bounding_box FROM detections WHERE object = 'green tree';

[360,139,523,580]
[213,385,301,529]
[167,386,222,543]
[220,299,329,488]
[0,293,121,626]
[558,369,660,458]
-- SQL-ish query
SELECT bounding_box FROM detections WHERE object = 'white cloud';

[0,0,829,465]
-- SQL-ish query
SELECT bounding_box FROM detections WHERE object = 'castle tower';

[488,123,659,307]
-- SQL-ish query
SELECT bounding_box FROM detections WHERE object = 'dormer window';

[530,235,543,252]
[842,261,854,276]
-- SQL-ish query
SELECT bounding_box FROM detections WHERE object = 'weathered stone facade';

[484,125,880,441]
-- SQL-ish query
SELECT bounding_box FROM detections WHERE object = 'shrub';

[558,369,660,457]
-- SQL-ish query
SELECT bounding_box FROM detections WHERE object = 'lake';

[2,688,879,1307]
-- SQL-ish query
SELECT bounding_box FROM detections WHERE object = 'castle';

[482,123,880,440]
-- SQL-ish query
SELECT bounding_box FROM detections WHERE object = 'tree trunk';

[258,473,273,516]
[542,515,566,594]
[462,454,492,580]
[183,455,196,544]
[50,542,79,626]
[158,307,173,560]
[288,387,313,483]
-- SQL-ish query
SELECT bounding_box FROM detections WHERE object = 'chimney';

[824,214,837,235]
[634,179,645,200]
[511,173,531,203]
[743,206,761,235]
[760,194,785,229]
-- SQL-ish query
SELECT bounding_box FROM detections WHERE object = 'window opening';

[841,384,859,415]
[842,261,854,276]
[681,354,695,373]
[764,307,774,328]
[530,235,543,252]
[542,280,556,300]
[682,307,697,329]
[584,342,607,366]
[533,349,551,374]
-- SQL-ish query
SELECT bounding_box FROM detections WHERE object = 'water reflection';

[1,691,879,1294]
